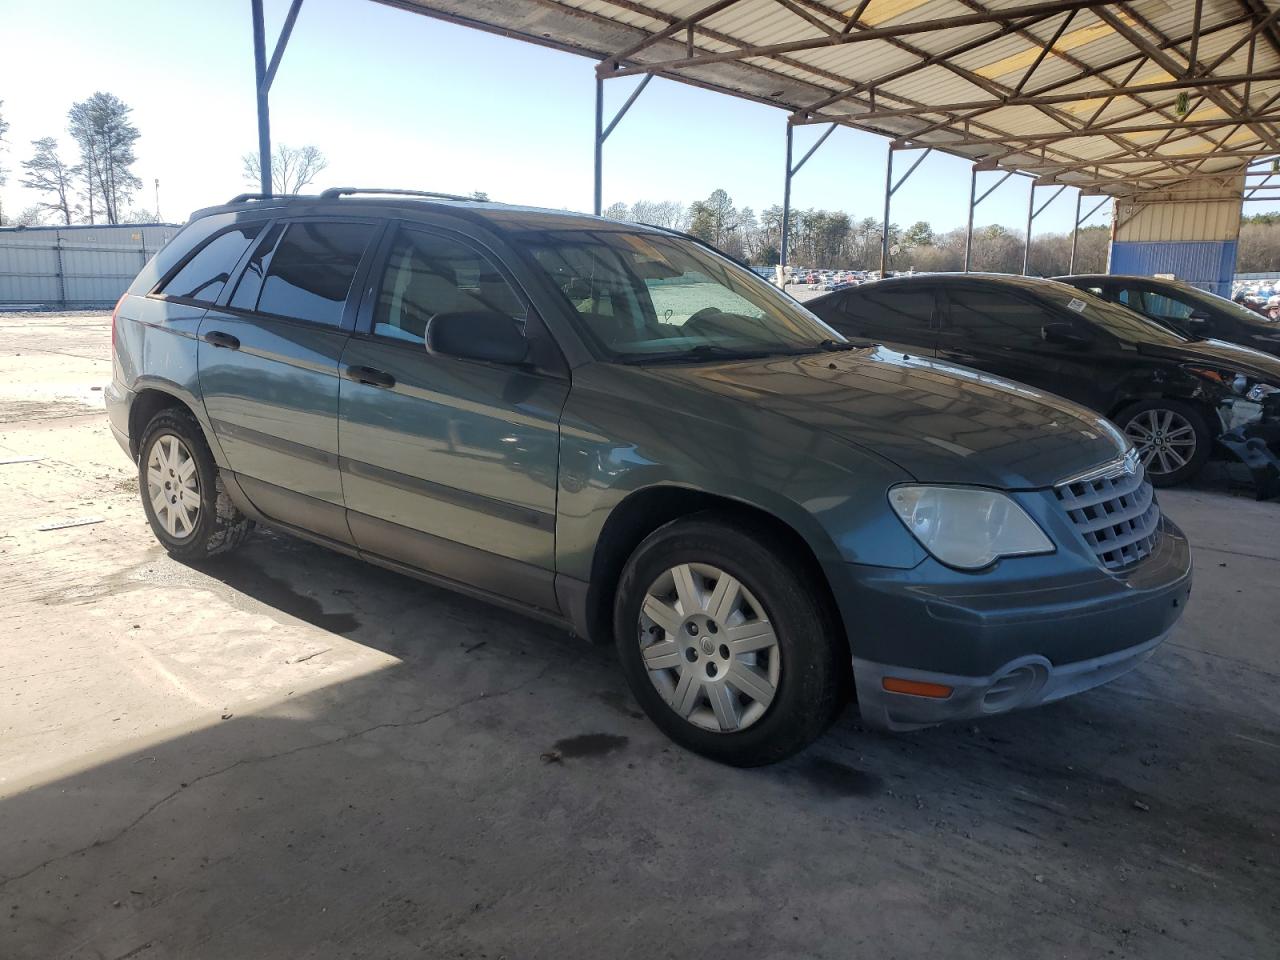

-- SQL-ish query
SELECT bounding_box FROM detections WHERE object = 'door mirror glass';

[426,311,529,365]
[1041,321,1091,348]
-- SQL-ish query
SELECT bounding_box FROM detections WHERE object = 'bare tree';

[21,138,76,225]
[241,143,327,195]
[68,92,142,224]
[0,100,9,225]
[12,205,48,227]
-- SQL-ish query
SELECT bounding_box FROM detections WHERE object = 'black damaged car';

[806,274,1280,494]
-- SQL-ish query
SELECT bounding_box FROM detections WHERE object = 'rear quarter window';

[155,222,265,304]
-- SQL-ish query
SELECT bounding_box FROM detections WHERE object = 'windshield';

[517,229,839,361]
[1171,283,1280,330]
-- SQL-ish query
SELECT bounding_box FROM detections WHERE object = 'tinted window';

[947,286,1051,346]
[842,288,934,328]
[158,223,263,304]
[1140,289,1196,321]
[374,229,524,344]
[522,230,834,360]
[229,223,284,312]
[231,221,374,326]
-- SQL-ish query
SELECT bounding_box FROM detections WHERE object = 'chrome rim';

[1123,409,1197,477]
[637,563,780,733]
[146,434,200,539]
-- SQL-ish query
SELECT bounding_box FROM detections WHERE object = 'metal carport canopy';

[373,0,1280,200]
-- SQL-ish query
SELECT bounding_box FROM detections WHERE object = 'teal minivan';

[107,189,1192,766]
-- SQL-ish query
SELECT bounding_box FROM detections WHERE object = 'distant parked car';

[807,274,1280,490]
[1061,275,1280,360]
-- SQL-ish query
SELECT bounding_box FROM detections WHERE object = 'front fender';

[554,365,924,582]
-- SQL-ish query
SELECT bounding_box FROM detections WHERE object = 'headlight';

[888,486,1055,570]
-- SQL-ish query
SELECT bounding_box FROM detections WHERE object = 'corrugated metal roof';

[377,0,1280,199]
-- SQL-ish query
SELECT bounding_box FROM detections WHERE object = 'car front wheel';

[613,513,844,766]
[1116,399,1212,487]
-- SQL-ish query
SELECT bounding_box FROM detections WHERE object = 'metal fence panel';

[0,224,179,309]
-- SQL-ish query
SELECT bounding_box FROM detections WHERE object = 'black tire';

[137,406,254,560]
[613,512,844,767]
[1114,398,1213,487]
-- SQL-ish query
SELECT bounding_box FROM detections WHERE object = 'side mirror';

[426,311,529,365]
[1042,321,1091,348]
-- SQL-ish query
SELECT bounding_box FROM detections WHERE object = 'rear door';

[935,282,1106,408]
[197,217,381,540]
[824,285,937,354]
[337,223,569,611]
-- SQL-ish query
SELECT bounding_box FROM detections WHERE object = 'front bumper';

[854,629,1169,731]
[840,516,1192,732]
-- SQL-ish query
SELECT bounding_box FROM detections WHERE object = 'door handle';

[203,330,241,350]
[344,365,396,389]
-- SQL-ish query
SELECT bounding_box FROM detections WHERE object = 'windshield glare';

[519,230,839,360]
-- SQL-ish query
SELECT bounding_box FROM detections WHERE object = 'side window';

[373,229,525,344]
[1116,286,1142,309]
[229,221,375,326]
[843,289,934,329]
[1140,290,1195,320]
[947,287,1050,346]
[156,222,264,304]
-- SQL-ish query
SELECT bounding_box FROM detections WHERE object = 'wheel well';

[127,389,191,459]
[1107,395,1220,433]
[584,487,848,659]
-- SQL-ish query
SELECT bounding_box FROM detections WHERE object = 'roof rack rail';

[318,187,480,202]
[227,192,309,204]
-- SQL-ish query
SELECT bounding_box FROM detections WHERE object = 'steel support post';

[593,72,653,216]
[779,121,837,279]
[251,0,272,196]
[881,146,931,275]
[965,169,1016,272]
[1069,190,1082,274]
[964,168,977,272]
[1023,183,1066,275]
[250,0,304,197]
[780,123,794,274]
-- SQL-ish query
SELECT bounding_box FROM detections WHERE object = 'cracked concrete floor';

[1,313,1278,960]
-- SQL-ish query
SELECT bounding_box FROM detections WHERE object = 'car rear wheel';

[1116,399,1212,487]
[613,513,844,766]
[138,407,254,560]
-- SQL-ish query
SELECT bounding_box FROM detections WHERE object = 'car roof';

[844,272,1079,296]
[188,192,667,236]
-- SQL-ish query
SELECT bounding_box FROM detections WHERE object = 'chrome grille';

[1054,456,1162,571]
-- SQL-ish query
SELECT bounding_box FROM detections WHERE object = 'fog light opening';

[981,663,1048,713]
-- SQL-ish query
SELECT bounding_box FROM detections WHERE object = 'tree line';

[603,187,1112,276]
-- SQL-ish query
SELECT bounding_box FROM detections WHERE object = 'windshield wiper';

[616,344,779,365]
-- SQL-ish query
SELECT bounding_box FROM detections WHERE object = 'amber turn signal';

[882,677,954,699]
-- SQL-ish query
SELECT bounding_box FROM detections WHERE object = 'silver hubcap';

[146,434,200,539]
[1124,409,1197,477]
[638,563,780,733]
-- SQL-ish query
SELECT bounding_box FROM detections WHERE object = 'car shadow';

[2,529,1277,958]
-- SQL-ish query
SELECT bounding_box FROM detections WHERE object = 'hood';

[636,346,1126,489]
[1138,337,1280,382]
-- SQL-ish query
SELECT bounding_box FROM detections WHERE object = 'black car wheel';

[1116,399,1212,486]
[613,512,844,767]
[138,407,255,560]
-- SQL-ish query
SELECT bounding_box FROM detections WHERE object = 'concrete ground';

[1,312,1278,960]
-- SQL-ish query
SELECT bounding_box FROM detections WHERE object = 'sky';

[1,0,1275,237]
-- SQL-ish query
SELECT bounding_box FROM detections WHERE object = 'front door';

[198,218,380,540]
[337,225,569,611]
[935,283,1106,410]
